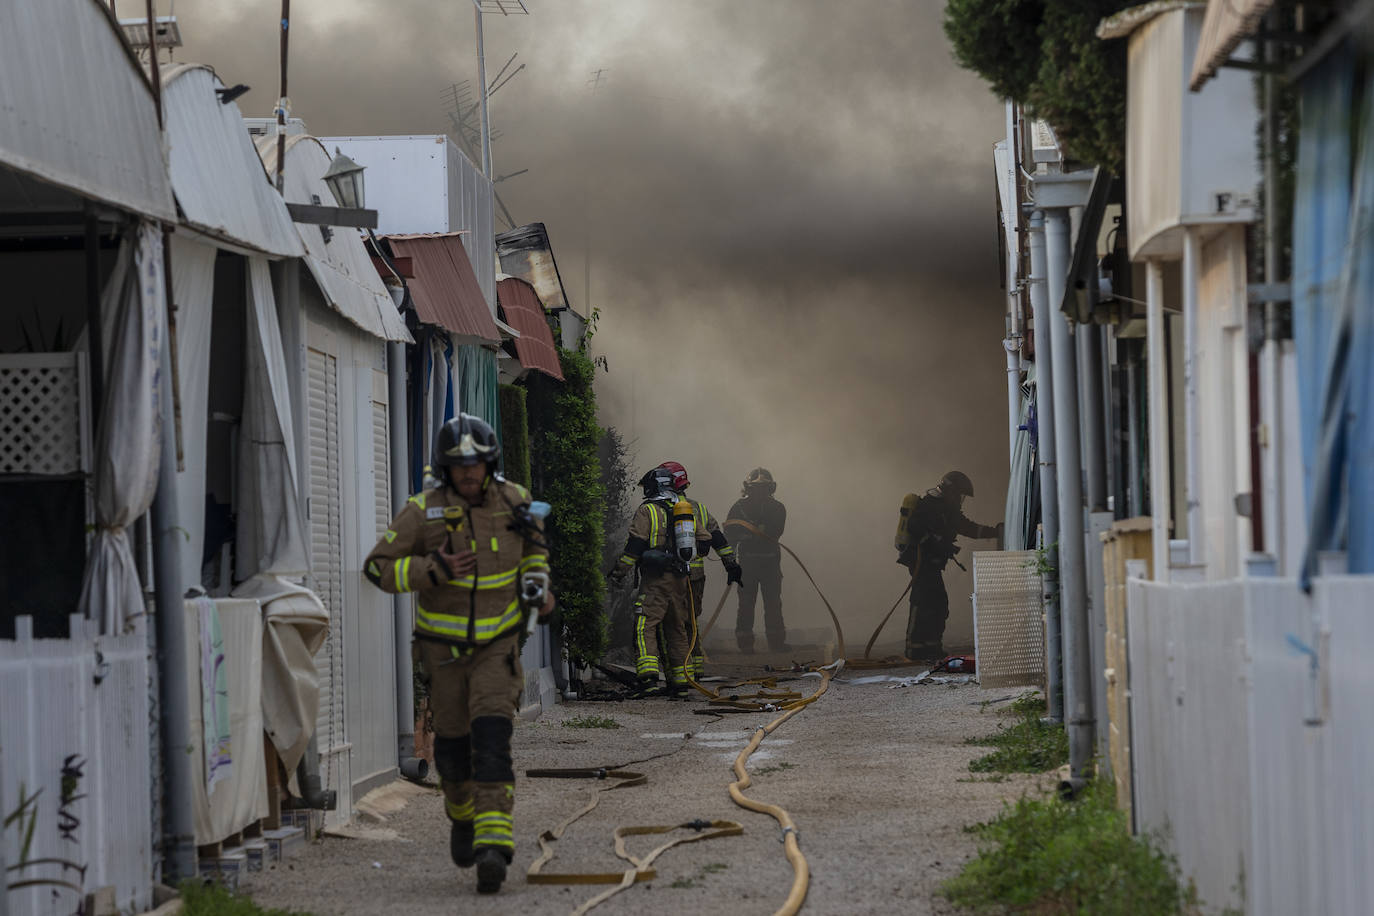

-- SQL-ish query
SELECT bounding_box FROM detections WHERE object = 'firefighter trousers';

[905,562,949,655]
[635,571,691,684]
[416,633,522,860]
[735,556,784,652]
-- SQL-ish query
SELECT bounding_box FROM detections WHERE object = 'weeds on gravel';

[562,715,622,729]
[966,692,1065,774]
[180,880,312,916]
[670,863,729,889]
[753,762,798,776]
[942,780,1195,915]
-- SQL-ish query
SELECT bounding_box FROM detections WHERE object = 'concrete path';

[240,660,1043,915]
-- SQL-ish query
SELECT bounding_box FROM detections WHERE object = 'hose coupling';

[779,825,799,844]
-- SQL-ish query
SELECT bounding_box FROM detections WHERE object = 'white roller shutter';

[371,371,390,537]
[307,346,346,773]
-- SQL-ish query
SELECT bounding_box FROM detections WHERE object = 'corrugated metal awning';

[387,234,501,344]
[1190,0,1273,90]
[0,0,175,220]
[497,277,563,380]
[256,134,410,343]
[162,64,303,258]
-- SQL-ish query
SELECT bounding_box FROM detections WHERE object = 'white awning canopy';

[0,0,175,221]
[257,135,411,343]
[162,64,304,258]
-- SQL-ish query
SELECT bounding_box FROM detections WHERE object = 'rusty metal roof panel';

[495,222,578,316]
[497,277,563,380]
[387,233,501,343]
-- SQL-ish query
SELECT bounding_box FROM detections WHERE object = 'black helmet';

[639,467,676,500]
[434,413,500,469]
[939,470,974,498]
[742,467,776,495]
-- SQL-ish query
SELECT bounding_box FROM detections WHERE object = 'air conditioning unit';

[243,117,309,138]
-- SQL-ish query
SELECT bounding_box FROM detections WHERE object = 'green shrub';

[526,348,608,665]
[967,691,1067,773]
[942,781,1192,914]
[561,714,621,729]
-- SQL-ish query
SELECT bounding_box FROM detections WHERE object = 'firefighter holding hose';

[895,470,1002,661]
[725,468,788,654]
[363,414,554,895]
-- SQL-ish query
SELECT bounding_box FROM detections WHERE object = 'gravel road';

[239,657,1044,916]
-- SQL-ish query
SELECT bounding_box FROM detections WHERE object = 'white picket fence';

[1126,575,1374,915]
[0,616,154,916]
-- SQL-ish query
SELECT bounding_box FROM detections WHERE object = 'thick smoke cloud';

[175,0,1010,650]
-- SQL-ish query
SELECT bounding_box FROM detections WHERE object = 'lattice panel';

[0,354,85,475]
[972,550,1046,689]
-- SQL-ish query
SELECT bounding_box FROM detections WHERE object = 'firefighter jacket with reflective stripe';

[616,498,673,569]
[685,497,735,580]
[364,478,549,646]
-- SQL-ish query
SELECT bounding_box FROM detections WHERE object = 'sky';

[173,0,1011,650]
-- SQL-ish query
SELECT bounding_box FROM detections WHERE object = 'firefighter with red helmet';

[608,467,694,695]
[657,460,742,677]
[725,468,788,654]
[895,470,1002,660]
[364,414,553,895]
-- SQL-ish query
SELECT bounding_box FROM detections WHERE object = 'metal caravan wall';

[302,294,398,819]
[1125,575,1374,914]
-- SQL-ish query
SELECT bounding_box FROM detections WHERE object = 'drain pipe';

[382,279,427,783]
[1182,228,1204,567]
[1027,210,1063,723]
[1147,262,1172,582]
[152,313,195,881]
[1045,208,1094,784]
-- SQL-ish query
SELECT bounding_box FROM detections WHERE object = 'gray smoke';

[175,0,1011,650]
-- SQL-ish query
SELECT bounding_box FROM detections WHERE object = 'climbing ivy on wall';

[526,348,608,665]
[498,384,531,488]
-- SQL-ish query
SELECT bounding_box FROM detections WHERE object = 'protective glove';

[725,562,744,587]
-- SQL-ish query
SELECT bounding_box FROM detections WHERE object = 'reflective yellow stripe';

[618,554,636,567]
[397,556,412,592]
[649,505,662,547]
[383,529,397,543]
[447,798,475,821]
[490,536,499,552]
[520,555,549,571]
[408,494,427,509]
[414,600,523,642]
[446,567,519,590]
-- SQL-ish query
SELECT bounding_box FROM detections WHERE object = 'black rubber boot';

[475,847,507,894]
[633,676,663,697]
[450,820,475,868]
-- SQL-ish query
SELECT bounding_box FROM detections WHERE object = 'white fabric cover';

[235,258,308,580]
[231,574,328,785]
[186,597,269,844]
[170,235,217,590]
[78,222,166,634]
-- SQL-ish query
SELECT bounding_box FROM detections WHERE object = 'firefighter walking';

[656,460,743,677]
[895,470,1001,660]
[364,414,553,895]
[609,467,695,695]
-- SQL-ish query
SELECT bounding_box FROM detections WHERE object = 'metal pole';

[85,204,104,428]
[1182,228,1203,565]
[475,5,492,178]
[1004,100,1023,465]
[1046,208,1093,780]
[1027,211,1063,723]
[1005,340,1021,465]
[152,297,195,882]
[0,735,8,916]
[1259,26,1283,561]
[1080,322,1108,510]
[1127,346,1143,517]
[275,0,290,193]
[386,318,423,779]
[1147,261,1171,581]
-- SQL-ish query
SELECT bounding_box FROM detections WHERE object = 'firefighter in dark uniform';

[725,468,787,654]
[364,414,553,895]
[896,470,1001,660]
[656,460,743,677]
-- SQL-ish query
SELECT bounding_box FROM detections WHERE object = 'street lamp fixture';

[322,148,365,210]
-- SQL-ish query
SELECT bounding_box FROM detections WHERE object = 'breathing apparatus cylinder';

[894,493,920,551]
[672,498,696,563]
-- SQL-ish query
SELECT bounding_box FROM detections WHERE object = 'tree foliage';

[944,0,1132,174]
[526,348,608,664]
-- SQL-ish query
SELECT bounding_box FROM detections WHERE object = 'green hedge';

[498,383,531,488]
[526,349,608,664]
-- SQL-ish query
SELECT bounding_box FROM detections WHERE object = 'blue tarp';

[1294,45,1374,587]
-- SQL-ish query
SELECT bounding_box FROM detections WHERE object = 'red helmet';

[658,460,690,492]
